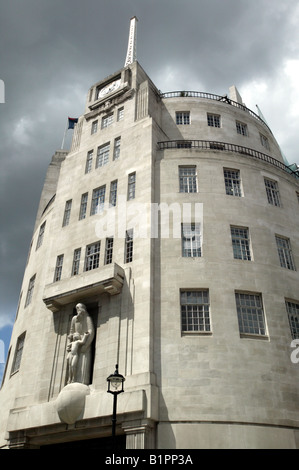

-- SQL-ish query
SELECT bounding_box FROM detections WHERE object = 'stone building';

[1,20,299,449]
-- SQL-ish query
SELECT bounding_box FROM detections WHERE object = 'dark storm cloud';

[0,0,299,342]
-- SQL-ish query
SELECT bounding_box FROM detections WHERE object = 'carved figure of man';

[66,303,95,385]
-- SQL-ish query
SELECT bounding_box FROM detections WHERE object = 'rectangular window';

[54,254,64,282]
[285,300,299,339]
[11,332,26,375]
[85,150,93,173]
[36,221,46,250]
[260,133,270,150]
[91,186,106,215]
[207,113,221,128]
[275,235,296,270]
[235,292,266,336]
[128,172,136,200]
[96,143,110,168]
[71,248,81,276]
[125,229,133,263]
[104,237,114,265]
[91,120,98,134]
[224,168,242,196]
[113,137,121,160]
[85,242,100,271]
[117,107,124,121]
[176,112,190,125]
[101,113,113,129]
[62,200,72,227]
[231,226,251,261]
[236,121,248,136]
[109,180,118,207]
[180,290,211,333]
[79,193,88,220]
[182,223,201,257]
[179,166,197,193]
[25,274,36,307]
[264,178,281,206]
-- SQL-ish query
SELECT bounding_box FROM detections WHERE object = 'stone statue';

[66,303,95,385]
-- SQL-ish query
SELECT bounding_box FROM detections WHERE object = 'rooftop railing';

[157,140,299,179]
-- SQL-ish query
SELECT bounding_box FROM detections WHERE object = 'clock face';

[98,79,121,98]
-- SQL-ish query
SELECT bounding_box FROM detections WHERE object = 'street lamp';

[107,364,125,446]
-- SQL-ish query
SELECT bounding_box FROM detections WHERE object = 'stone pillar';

[123,420,155,449]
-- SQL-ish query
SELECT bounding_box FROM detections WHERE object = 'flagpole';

[61,120,68,150]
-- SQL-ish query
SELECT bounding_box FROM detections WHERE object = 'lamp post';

[107,364,125,448]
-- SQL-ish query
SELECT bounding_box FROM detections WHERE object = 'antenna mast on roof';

[124,16,138,67]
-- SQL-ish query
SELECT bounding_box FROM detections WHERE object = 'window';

[179,166,197,193]
[25,274,36,307]
[128,172,136,200]
[62,200,72,227]
[176,112,190,125]
[285,300,299,339]
[231,226,251,261]
[101,113,113,129]
[275,235,296,270]
[180,290,211,333]
[104,237,114,265]
[91,186,106,215]
[113,137,121,160]
[260,133,270,150]
[236,121,248,136]
[36,221,46,250]
[71,248,81,276]
[109,180,118,207]
[91,120,98,134]
[264,178,281,206]
[235,292,266,336]
[207,113,221,128]
[224,168,242,196]
[125,229,133,263]
[85,150,93,173]
[85,242,100,271]
[117,107,124,121]
[54,254,64,282]
[11,332,26,375]
[96,143,110,168]
[182,223,201,257]
[79,193,88,220]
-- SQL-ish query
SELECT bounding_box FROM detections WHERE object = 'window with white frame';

[104,237,114,265]
[96,143,110,168]
[264,178,281,206]
[224,168,242,196]
[182,223,201,257]
[85,150,93,173]
[236,121,248,136]
[128,172,136,200]
[235,292,266,336]
[176,111,190,125]
[25,274,36,307]
[36,221,46,250]
[113,137,121,160]
[101,113,113,129]
[54,254,64,282]
[91,120,98,134]
[285,300,299,339]
[71,248,81,276]
[91,186,106,215]
[109,180,118,207]
[11,332,26,375]
[79,193,88,220]
[117,107,124,121]
[231,226,251,261]
[179,166,197,193]
[180,290,211,333]
[85,242,100,271]
[207,113,221,128]
[125,229,133,263]
[62,200,72,227]
[275,235,296,270]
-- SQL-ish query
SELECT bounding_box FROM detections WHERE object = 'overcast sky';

[1,0,299,376]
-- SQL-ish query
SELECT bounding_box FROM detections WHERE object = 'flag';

[68,117,78,129]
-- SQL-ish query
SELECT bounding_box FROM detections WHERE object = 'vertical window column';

[54,255,64,282]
